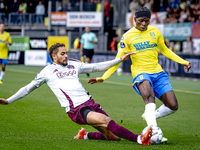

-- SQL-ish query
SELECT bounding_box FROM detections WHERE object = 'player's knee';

[169,103,178,111]
[104,117,112,125]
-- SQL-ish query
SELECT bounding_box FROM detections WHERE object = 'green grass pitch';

[0,65,200,150]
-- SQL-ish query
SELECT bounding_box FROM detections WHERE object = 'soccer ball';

[142,125,163,144]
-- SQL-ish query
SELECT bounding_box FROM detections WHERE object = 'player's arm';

[80,35,84,56]
[157,36,191,72]
[5,34,12,45]
[88,50,128,84]
[0,81,37,105]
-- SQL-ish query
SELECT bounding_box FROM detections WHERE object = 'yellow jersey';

[0,31,12,59]
[102,25,190,80]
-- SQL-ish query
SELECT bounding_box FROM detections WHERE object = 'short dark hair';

[136,7,150,13]
[49,43,65,61]
[135,7,151,18]
[0,22,5,26]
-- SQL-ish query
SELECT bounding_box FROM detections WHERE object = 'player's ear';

[52,53,56,61]
[134,17,136,22]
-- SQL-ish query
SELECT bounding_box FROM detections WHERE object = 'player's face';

[53,47,68,66]
[134,17,150,31]
[0,24,5,32]
[85,27,90,33]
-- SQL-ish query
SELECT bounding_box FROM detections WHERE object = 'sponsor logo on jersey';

[120,42,125,49]
[149,32,156,39]
[56,70,76,78]
[0,39,5,43]
[133,41,157,51]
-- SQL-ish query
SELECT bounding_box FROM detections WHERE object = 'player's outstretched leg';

[74,128,107,140]
[141,126,152,145]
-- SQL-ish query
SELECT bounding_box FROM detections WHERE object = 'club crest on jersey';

[53,69,58,73]
[149,32,156,39]
[120,42,125,49]
[67,65,75,69]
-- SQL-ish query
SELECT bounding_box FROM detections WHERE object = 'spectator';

[64,2,73,11]
[95,0,102,12]
[182,37,193,54]
[129,0,140,13]
[179,8,187,22]
[144,0,151,11]
[180,0,186,10]
[27,2,36,24]
[18,1,27,25]
[35,1,45,26]
[4,4,9,24]
[104,0,111,30]
[10,0,20,24]
[110,36,118,51]
[151,0,168,12]
[73,36,81,49]
[57,2,63,12]
[0,1,4,12]
[83,0,96,11]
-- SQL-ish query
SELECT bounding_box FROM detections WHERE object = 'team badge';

[120,42,125,49]
[150,32,156,39]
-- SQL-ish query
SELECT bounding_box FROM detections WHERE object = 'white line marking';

[7,68,200,95]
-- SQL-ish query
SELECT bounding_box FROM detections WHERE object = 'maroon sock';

[107,120,138,142]
[88,132,106,140]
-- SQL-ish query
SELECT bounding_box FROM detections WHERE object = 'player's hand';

[120,52,136,62]
[0,98,8,105]
[5,41,9,44]
[88,78,104,84]
[80,51,83,56]
[183,63,191,72]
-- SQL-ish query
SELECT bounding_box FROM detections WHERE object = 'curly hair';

[49,43,65,61]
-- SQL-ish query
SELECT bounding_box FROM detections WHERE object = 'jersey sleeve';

[93,33,98,42]
[157,33,190,65]
[80,35,84,44]
[7,33,12,43]
[33,69,47,88]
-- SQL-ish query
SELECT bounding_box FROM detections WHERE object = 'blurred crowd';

[1,0,200,24]
[129,0,200,23]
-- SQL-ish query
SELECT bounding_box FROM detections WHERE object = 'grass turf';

[0,65,200,150]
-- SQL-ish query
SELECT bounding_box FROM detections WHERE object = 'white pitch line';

[7,68,200,95]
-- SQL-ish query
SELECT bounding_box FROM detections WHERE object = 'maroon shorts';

[67,99,108,125]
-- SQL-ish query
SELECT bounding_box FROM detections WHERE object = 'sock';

[107,120,138,142]
[0,71,5,81]
[137,135,142,144]
[155,104,176,119]
[144,103,157,126]
[87,132,106,140]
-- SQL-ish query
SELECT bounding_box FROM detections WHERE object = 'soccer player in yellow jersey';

[88,7,191,143]
[0,23,12,84]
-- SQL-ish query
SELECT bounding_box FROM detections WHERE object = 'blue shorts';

[0,59,7,65]
[132,71,173,99]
